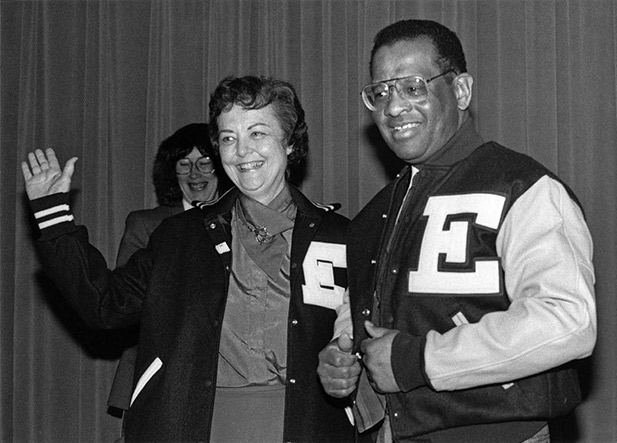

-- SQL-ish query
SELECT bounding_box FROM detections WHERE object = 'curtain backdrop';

[1,1,616,442]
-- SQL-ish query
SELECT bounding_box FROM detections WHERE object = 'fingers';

[45,148,61,170]
[26,149,51,174]
[322,376,360,398]
[319,342,356,368]
[35,149,50,171]
[27,151,41,174]
[23,149,77,178]
[21,161,33,180]
[317,359,361,398]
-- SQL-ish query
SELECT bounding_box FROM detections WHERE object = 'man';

[318,19,596,443]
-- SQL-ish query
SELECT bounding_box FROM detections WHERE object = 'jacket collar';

[419,116,485,167]
[198,184,326,222]
[387,118,485,201]
[196,184,328,288]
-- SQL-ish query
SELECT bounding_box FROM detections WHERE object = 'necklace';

[245,223,273,244]
[237,197,277,245]
[238,204,273,244]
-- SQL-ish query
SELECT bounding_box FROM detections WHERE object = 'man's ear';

[453,73,473,111]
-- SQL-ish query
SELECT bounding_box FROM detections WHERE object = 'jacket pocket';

[130,357,162,407]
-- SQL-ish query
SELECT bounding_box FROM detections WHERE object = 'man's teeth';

[393,122,420,132]
[238,161,264,171]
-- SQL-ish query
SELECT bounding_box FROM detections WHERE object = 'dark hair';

[370,19,467,80]
[152,123,225,206]
[208,76,308,170]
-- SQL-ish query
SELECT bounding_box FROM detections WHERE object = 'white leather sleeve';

[425,176,596,391]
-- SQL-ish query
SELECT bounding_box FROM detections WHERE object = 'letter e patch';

[302,242,346,309]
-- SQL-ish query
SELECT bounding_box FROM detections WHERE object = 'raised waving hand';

[21,148,78,200]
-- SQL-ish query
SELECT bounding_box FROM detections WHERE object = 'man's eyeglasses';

[361,70,454,111]
[175,157,215,175]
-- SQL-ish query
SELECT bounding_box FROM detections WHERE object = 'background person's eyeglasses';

[175,157,215,175]
[361,70,454,111]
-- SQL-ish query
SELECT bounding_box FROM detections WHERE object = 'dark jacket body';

[34,187,354,442]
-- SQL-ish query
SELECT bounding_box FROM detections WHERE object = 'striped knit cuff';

[29,193,74,231]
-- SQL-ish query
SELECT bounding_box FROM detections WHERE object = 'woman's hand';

[21,148,78,200]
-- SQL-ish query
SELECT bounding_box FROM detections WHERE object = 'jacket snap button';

[362,308,371,317]
[209,223,216,229]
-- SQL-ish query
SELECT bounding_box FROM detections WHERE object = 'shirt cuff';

[391,331,429,392]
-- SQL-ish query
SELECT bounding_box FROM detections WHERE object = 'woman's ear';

[453,73,473,111]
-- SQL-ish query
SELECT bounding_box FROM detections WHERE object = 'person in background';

[107,123,228,429]
[22,75,355,442]
[318,19,596,443]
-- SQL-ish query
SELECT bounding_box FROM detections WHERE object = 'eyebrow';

[217,121,272,135]
[248,122,271,130]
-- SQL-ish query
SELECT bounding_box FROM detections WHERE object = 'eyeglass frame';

[360,69,455,111]
[175,156,216,175]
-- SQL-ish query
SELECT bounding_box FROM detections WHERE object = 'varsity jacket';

[348,120,596,442]
[31,186,354,442]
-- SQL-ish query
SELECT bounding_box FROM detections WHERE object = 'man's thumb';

[364,320,386,339]
[336,333,353,353]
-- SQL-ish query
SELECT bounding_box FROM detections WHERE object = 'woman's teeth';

[189,182,208,191]
[238,161,264,171]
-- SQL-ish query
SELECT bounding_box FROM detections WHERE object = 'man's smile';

[392,121,421,132]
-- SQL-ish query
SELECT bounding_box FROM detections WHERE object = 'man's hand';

[360,321,401,394]
[317,333,361,398]
[21,148,78,200]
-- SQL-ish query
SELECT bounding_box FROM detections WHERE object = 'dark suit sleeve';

[109,208,173,411]
[109,210,156,411]
[116,211,151,267]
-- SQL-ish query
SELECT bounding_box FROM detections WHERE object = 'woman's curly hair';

[208,76,309,171]
[152,123,225,206]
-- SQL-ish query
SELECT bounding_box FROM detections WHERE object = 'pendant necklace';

[245,223,273,244]
[239,203,274,244]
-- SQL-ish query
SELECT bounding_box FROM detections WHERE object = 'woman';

[116,122,227,267]
[108,123,228,421]
[22,76,354,442]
